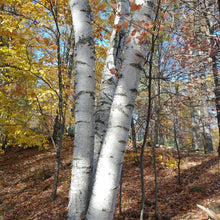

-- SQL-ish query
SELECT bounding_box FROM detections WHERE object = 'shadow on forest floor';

[0,142,219,220]
[114,148,220,219]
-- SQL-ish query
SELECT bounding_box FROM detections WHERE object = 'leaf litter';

[0,141,219,220]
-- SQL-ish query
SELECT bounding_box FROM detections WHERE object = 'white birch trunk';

[68,0,95,219]
[94,0,129,172]
[87,0,155,219]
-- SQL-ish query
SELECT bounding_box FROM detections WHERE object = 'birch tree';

[93,0,129,176]
[87,0,155,217]
[68,0,95,219]
[68,0,155,219]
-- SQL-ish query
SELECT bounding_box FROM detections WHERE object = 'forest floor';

[0,138,220,220]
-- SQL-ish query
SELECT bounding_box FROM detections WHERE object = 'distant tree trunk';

[65,24,75,135]
[174,116,181,185]
[36,97,70,186]
[1,135,8,152]
[86,1,155,219]
[152,143,158,218]
[202,1,220,155]
[211,55,220,155]
[51,112,63,200]
[140,67,152,220]
[218,0,220,13]
[190,102,199,151]
[51,2,64,201]
[68,0,95,219]
[154,100,160,147]
[189,0,214,154]
[52,112,59,144]
[164,106,169,144]
[196,89,213,154]
[131,117,139,164]
[65,25,75,78]
[173,85,181,184]
[154,74,162,147]
[151,69,159,220]
[140,1,161,217]
[200,73,213,154]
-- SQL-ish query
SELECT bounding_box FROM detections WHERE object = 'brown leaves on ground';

[114,147,220,220]
[0,141,219,220]
[0,140,72,220]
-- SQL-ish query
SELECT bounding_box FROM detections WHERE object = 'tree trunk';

[52,112,59,144]
[86,1,155,219]
[201,0,219,154]
[174,116,181,185]
[153,72,162,147]
[190,102,199,151]
[199,105,213,154]
[93,0,129,174]
[211,54,220,155]
[172,85,181,184]
[197,75,213,154]
[131,117,139,164]
[68,1,95,219]
[51,3,64,200]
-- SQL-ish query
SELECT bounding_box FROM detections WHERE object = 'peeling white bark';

[87,1,155,219]
[68,0,95,219]
[93,0,130,181]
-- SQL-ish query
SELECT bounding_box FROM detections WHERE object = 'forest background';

[0,0,220,219]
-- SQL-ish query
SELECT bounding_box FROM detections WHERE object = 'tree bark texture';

[68,0,95,219]
[131,117,139,164]
[52,8,64,200]
[202,1,220,155]
[86,0,155,219]
[198,74,213,153]
[190,102,199,151]
[93,0,130,174]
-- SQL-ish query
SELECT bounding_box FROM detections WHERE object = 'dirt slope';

[0,141,219,219]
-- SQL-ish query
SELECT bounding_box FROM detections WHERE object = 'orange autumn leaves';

[124,20,154,45]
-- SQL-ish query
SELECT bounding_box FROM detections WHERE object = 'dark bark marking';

[95,119,105,125]
[144,13,152,20]
[75,60,87,65]
[112,186,118,190]
[75,120,92,124]
[130,88,137,93]
[117,125,129,132]
[147,1,155,8]
[126,103,134,108]
[115,92,127,97]
[75,91,95,99]
[70,2,77,8]
[102,77,117,85]
[130,63,143,70]
[135,52,145,59]
[76,36,94,47]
